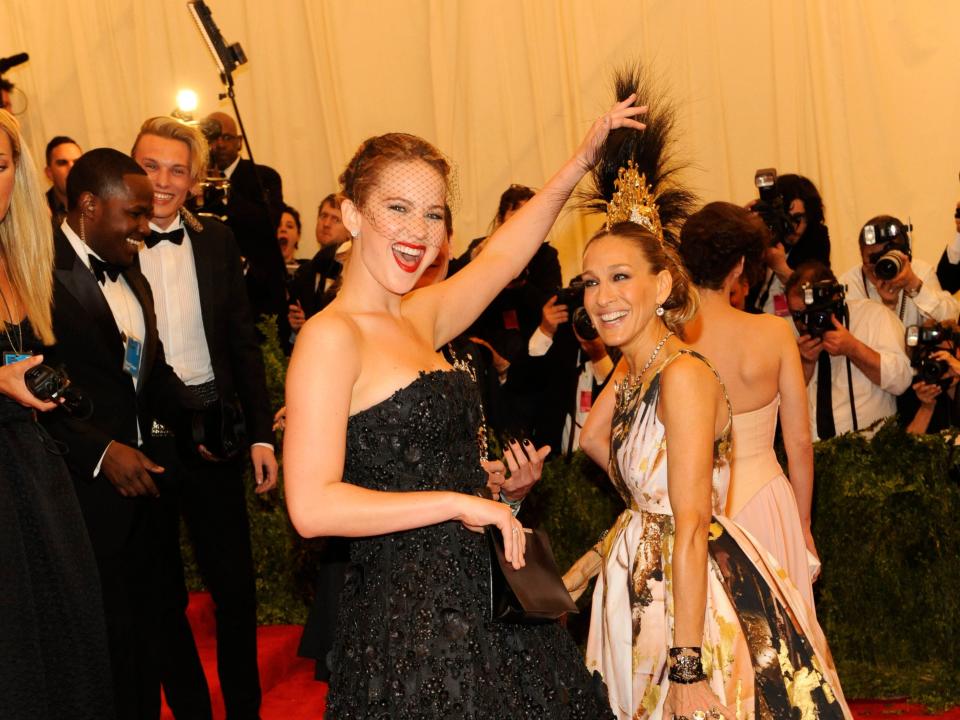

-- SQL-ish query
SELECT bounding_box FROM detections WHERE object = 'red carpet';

[160,592,327,720]
[165,592,958,720]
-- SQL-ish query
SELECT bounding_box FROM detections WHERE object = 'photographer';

[839,215,960,328]
[749,173,831,316]
[935,200,960,293]
[786,261,912,440]
[527,282,614,455]
[900,321,960,435]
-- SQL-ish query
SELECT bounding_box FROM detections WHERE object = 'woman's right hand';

[0,354,58,412]
[574,93,648,169]
[455,494,527,569]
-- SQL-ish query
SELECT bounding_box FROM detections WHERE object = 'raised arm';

[405,97,647,348]
[282,313,527,566]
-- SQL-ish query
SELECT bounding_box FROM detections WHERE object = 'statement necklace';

[618,331,674,406]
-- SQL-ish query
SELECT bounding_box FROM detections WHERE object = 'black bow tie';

[89,255,123,284]
[145,227,185,249]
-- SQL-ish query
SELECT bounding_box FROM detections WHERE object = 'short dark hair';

[858,214,907,247]
[281,204,301,233]
[776,174,825,229]
[494,184,536,226]
[784,260,837,297]
[318,193,338,214]
[66,148,148,212]
[45,135,80,166]
[679,201,770,290]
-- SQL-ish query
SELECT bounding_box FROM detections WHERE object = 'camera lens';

[572,307,599,341]
[918,357,947,385]
[874,253,903,281]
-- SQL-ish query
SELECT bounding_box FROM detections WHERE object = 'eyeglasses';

[213,133,241,143]
[789,212,806,227]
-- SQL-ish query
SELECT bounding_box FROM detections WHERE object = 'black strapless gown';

[0,323,114,718]
[326,369,611,719]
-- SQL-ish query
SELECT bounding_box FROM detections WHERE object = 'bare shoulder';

[292,305,362,381]
[661,352,720,398]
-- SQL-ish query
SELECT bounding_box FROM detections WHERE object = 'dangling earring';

[79,213,86,244]
[655,303,665,317]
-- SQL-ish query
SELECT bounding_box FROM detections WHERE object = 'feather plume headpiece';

[577,65,695,245]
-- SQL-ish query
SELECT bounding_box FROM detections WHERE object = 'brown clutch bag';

[486,525,578,624]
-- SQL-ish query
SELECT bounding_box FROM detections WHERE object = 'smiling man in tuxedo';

[42,148,204,719]
[131,116,277,720]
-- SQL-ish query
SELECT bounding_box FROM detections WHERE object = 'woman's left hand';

[501,438,550,502]
[575,94,648,168]
[663,680,735,720]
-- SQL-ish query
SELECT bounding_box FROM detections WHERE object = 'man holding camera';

[786,261,912,440]
[902,321,960,434]
[131,116,276,720]
[527,285,614,454]
[839,215,960,328]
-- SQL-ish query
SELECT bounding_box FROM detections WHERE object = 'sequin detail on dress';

[325,369,612,719]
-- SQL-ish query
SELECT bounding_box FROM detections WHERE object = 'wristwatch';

[905,280,923,299]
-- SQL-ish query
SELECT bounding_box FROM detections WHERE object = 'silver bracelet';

[499,493,523,517]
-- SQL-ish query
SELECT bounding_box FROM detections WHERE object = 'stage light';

[176,89,199,114]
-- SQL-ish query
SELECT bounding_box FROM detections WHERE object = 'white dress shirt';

[528,327,553,357]
[560,353,614,453]
[222,156,241,180]
[62,220,146,470]
[139,217,273,452]
[806,298,913,440]
[138,219,215,387]
[839,258,960,329]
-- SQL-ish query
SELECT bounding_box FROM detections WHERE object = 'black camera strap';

[842,309,858,433]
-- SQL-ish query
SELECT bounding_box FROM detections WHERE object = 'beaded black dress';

[325,368,612,719]
[0,322,114,719]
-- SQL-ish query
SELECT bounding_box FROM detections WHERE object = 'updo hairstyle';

[587,221,699,336]
[679,201,770,290]
[339,132,451,210]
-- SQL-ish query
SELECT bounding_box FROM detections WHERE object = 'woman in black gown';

[284,99,646,718]
[0,111,114,718]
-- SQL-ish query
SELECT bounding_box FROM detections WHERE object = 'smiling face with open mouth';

[355,159,447,294]
[580,232,672,353]
[132,133,193,230]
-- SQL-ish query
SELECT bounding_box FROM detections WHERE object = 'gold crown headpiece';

[605,161,662,241]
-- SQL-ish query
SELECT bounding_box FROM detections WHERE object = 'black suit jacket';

[937,248,960,295]
[43,227,197,555]
[290,244,343,319]
[141,217,273,445]
[224,158,287,319]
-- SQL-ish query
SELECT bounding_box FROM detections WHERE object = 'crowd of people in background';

[4,67,960,719]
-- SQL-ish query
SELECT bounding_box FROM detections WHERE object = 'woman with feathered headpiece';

[563,68,850,720]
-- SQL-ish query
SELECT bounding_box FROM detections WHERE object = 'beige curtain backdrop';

[2,0,958,280]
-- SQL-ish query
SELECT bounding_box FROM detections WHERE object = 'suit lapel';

[189,222,216,348]
[53,229,124,361]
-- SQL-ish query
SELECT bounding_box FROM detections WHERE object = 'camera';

[905,323,957,388]
[555,279,599,341]
[753,168,794,246]
[792,280,847,338]
[24,364,92,418]
[862,218,911,281]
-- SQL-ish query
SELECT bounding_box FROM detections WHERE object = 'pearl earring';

[655,304,665,317]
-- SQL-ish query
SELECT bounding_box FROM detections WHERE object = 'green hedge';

[184,328,960,706]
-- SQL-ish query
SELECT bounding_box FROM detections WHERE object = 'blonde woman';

[0,110,114,718]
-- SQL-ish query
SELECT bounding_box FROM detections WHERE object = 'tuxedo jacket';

[140,216,273,446]
[289,244,343,319]
[936,248,960,294]
[224,158,287,318]
[43,227,197,556]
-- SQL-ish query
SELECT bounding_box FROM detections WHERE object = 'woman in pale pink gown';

[678,202,820,611]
